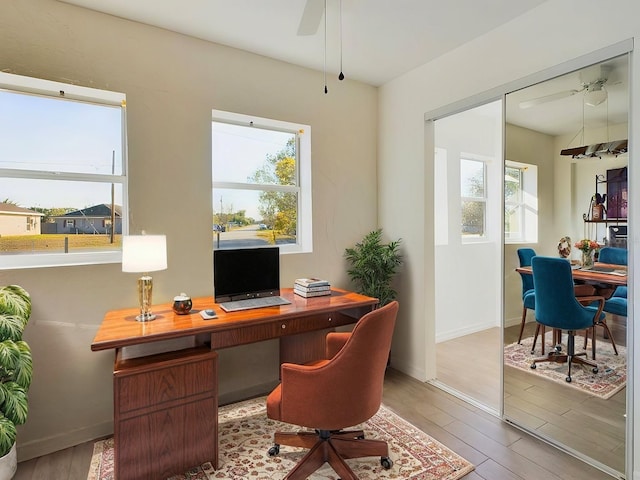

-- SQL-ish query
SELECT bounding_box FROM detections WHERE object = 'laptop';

[213,247,291,312]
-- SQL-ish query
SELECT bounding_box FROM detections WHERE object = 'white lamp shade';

[122,235,167,273]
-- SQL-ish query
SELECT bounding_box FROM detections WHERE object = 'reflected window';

[460,158,486,238]
[505,160,538,243]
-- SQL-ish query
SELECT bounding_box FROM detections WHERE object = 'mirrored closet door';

[503,53,629,476]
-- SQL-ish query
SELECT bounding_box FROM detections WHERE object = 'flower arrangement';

[575,239,599,268]
[574,239,599,254]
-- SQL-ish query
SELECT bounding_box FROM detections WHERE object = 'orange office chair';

[266,300,399,480]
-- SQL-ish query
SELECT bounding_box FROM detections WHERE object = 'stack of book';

[294,278,331,298]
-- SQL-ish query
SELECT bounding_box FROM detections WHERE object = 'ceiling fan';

[519,65,614,109]
[297,0,325,36]
[297,0,345,91]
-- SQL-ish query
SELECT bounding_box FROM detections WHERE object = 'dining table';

[516,262,627,290]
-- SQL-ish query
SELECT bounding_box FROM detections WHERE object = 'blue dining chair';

[598,246,627,266]
[530,256,605,382]
[597,246,628,319]
[516,248,537,345]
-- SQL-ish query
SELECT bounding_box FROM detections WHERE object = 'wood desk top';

[516,263,627,287]
[91,288,378,351]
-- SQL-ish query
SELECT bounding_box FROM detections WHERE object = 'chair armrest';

[326,332,351,358]
[577,295,605,320]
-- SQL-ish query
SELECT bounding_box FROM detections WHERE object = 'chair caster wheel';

[592,367,599,374]
[381,456,393,469]
[268,444,280,456]
[530,363,537,369]
[357,434,365,440]
[566,376,572,383]
[530,350,535,355]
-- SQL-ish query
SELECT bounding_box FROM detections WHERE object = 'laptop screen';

[213,247,281,303]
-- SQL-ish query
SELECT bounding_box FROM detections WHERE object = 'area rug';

[504,333,626,399]
[88,397,474,480]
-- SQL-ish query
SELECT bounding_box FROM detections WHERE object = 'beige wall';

[0,0,378,460]
[504,124,555,325]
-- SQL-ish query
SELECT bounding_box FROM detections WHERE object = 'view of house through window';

[212,110,312,253]
[0,71,127,269]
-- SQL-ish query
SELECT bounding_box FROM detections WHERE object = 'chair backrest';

[531,256,596,331]
[324,300,398,425]
[517,248,536,295]
[598,246,627,266]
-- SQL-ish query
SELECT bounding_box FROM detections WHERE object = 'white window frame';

[211,109,312,254]
[460,157,487,241]
[505,160,538,244]
[0,71,128,270]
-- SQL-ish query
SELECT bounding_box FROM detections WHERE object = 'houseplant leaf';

[0,415,16,458]
[0,383,28,426]
[0,286,31,321]
[345,229,402,306]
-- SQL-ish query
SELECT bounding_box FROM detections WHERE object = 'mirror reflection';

[504,54,629,475]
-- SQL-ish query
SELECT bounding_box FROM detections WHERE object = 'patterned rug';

[88,397,474,480]
[504,333,626,399]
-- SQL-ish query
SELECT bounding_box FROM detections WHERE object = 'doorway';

[433,100,503,412]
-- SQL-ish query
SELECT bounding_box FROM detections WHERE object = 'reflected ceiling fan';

[519,65,615,109]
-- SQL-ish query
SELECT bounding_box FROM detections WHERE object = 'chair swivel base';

[531,350,598,383]
[268,429,393,480]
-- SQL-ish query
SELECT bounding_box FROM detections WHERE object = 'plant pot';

[0,443,17,480]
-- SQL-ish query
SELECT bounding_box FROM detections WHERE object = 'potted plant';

[345,229,402,306]
[0,285,32,479]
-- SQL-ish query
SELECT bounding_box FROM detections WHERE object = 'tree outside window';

[460,158,486,237]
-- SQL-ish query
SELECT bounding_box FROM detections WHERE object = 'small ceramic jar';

[173,293,192,315]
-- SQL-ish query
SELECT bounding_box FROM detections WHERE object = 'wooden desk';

[92,288,377,480]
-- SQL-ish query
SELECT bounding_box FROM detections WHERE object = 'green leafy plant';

[0,285,32,457]
[345,229,402,306]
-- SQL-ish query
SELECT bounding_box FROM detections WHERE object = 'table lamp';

[122,234,167,322]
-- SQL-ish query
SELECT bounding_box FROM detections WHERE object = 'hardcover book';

[294,278,330,288]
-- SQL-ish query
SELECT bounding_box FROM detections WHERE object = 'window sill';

[0,250,121,270]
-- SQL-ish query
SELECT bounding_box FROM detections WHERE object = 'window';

[505,160,538,243]
[0,71,127,269]
[211,110,312,253]
[460,158,486,238]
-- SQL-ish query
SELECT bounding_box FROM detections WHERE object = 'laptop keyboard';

[219,296,291,312]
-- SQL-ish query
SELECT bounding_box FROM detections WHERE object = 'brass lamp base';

[136,274,156,322]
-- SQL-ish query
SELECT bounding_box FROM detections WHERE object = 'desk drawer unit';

[210,311,357,349]
[113,347,218,480]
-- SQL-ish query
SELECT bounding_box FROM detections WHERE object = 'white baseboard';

[388,354,427,382]
[436,320,498,343]
[17,420,113,462]
[218,380,279,406]
[505,315,525,329]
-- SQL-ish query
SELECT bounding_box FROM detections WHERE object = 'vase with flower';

[575,239,599,269]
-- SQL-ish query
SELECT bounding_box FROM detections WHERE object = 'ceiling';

[57,0,548,87]
[56,0,628,138]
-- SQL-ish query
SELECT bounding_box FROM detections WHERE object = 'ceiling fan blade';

[297,0,325,36]
[518,88,583,109]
